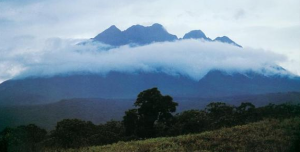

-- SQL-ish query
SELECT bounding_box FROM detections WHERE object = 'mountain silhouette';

[93,23,177,46]
[183,30,212,41]
[214,36,242,47]
[93,23,242,47]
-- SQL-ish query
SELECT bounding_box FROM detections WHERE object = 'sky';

[0,0,299,83]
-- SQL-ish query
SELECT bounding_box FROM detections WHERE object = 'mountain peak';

[214,36,242,47]
[93,25,123,46]
[97,25,121,34]
[151,23,163,28]
[127,24,143,29]
[94,23,177,46]
[107,25,120,31]
[183,30,211,41]
[214,36,231,42]
[126,23,165,31]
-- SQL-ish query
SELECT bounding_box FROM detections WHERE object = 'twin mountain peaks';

[93,23,242,47]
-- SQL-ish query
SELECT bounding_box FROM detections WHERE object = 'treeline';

[1,88,300,151]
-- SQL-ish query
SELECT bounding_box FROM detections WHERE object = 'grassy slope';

[51,118,300,152]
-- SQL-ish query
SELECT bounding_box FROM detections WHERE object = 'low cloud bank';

[0,37,290,83]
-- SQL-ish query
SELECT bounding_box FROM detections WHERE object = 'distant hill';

[1,92,300,131]
[0,98,133,131]
[0,70,300,107]
[0,70,299,106]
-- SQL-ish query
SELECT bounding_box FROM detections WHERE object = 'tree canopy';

[124,87,178,138]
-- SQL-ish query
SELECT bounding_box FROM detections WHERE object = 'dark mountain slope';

[0,98,133,130]
[196,70,300,97]
[0,71,300,106]
[0,72,198,106]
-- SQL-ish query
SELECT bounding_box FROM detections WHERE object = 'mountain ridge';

[93,23,242,47]
[93,23,178,46]
[0,70,300,106]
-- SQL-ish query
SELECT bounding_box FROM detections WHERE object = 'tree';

[123,88,178,138]
[123,109,138,136]
[49,119,96,149]
[18,124,47,151]
[170,110,209,135]
[89,120,125,146]
[205,102,235,129]
[236,102,256,124]
[0,124,47,152]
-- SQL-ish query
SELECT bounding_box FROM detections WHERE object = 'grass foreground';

[48,118,300,152]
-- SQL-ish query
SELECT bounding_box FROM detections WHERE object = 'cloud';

[0,37,289,83]
[0,0,299,82]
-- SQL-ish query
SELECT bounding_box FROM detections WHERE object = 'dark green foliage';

[0,124,47,152]
[123,109,138,136]
[289,123,300,152]
[124,88,178,138]
[166,102,300,136]
[255,103,300,121]
[235,102,256,124]
[89,120,125,146]
[102,120,125,137]
[135,88,177,124]
[205,102,236,129]
[48,119,97,149]
[46,119,126,149]
[169,110,209,135]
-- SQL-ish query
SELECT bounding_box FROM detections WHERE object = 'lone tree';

[123,87,178,138]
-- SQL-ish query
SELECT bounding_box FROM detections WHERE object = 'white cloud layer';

[0,38,289,83]
[0,0,299,82]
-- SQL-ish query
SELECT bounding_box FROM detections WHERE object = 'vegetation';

[123,88,178,138]
[1,87,300,152]
[50,118,300,152]
[0,124,47,152]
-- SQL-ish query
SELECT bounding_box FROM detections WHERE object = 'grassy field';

[49,118,300,152]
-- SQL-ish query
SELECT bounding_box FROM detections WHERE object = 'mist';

[0,37,290,83]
